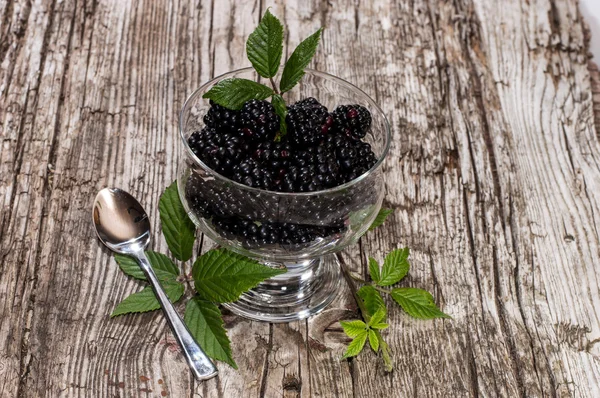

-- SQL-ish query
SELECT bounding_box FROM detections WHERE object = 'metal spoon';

[92,187,218,381]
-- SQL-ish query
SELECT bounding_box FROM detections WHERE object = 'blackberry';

[203,100,239,133]
[332,104,371,139]
[238,99,280,142]
[185,175,215,219]
[187,127,249,176]
[231,158,275,190]
[333,138,377,183]
[253,141,292,169]
[280,143,340,192]
[286,97,334,147]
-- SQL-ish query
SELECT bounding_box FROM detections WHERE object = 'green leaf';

[271,94,288,137]
[368,307,386,327]
[368,208,393,231]
[159,181,196,262]
[391,287,451,320]
[357,285,386,316]
[192,249,286,303]
[279,28,323,93]
[246,9,283,78]
[202,78,274,110]
[368,257,380,283]
[368,329,379,352]
[114,251,180,282]
[342,330,368,359]
[371,322,389,330]
[184,297,237,369]
[111,281,185,317]
[340,320,367,338]
[378,248,410,286]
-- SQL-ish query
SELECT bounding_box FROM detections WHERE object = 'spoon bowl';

[93,188,151,253]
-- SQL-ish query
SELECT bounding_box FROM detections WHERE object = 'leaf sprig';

[203,9,322,137]
[337,208,451,371]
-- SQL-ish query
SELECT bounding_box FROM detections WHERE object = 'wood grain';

[1,0,599,396]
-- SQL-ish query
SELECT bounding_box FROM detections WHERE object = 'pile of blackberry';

[185,97,377,247]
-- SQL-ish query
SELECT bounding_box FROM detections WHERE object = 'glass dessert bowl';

[178,68,391,322]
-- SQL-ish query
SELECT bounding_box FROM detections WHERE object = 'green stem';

[269,77,279,94]
[337,252,394,371]
[348,273,392,295]
[371,284,392,295]
[336,252,371,322]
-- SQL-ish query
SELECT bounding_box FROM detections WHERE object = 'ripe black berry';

[203,100,239,133]
[187,128,249,176]
[332,104,372,139]
[231,158,275,190]
[286,97,334,147]
[238,99,280,141]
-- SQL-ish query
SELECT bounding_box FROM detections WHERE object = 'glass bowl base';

[222,254,342,323]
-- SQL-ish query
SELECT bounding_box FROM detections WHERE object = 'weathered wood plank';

[1,0,599,397]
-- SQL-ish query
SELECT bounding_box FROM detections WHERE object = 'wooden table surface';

[2,0,600,396]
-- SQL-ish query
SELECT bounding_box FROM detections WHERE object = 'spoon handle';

[135,251,218,381]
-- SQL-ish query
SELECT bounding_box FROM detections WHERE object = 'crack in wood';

[258,324,274,398]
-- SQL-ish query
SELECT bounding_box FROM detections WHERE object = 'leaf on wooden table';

[340,319,367,338]
[159,181,196,262]
[368,307,386,327]
[192,248,286,303]
[378,247,410,286]
[357,285,385,317]
[184,297,237,369]
[368,208,394,231]
[342,330,368,359]
[391,287,450,320]
[114,251,179,281]
[368,257,381,284]
[111,281,185,317]
[368,329,379,352]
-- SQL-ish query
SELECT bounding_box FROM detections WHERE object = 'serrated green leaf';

[368,329,379,352]
[192,249,286,303]
[114,251,179,282]
[340,320,367,338]
[111,281,185,317]
[371,322,389,330]
[184,297,237,369]
[368,307,386,327]
[246,9,283,78]
[368,208,393,231]
[271,94,288,137]
[357,285,386,317]
[159,181,196,262]
[378,248,410,286]
[391,287,451,320]
[368,257,380,283]
[202,78,274,110]
[279,28,323,93]
[342,330,368,359]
